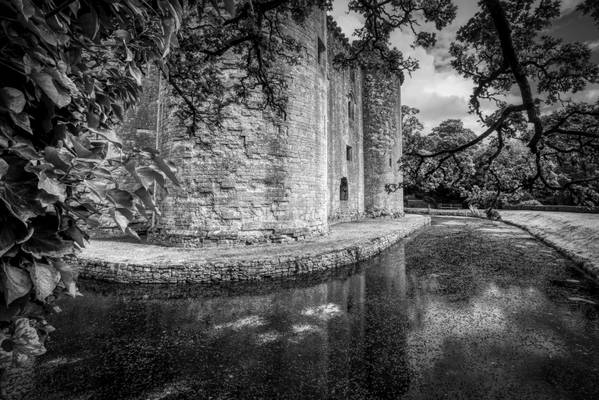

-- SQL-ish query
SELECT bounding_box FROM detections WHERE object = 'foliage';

[402,0,599,207]
[0,0,182,368]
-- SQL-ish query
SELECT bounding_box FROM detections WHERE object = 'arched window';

[340,177,348,201]
[348,92,354,120]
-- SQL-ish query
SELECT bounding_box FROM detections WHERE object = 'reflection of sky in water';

[27,221,599,400]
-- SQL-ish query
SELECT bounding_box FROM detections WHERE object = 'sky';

[330,0,599,134]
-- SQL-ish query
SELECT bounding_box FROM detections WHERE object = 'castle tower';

[362,70,404,216]
[150,9,330,247]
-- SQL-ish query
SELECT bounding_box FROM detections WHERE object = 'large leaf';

[22,215,74,258]
[113,208,130,232]
[27,261,60,301]
[0,87,26,113]
[134,186,160,214]
[136,165,166,188]
[0,203,32,256]
[1,261,32,305]
[44,146,71,172]
[152,154,180,187]
[37,172,67,202]
[107,189,134,209]
[32,72,71,108]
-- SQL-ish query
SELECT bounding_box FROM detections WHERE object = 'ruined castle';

[119,10,404,247]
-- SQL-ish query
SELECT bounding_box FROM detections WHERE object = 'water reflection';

[26,243,408,400]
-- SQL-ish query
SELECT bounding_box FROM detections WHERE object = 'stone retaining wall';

[76,216,430,284]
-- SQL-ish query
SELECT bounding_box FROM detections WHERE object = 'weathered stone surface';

[114,9,405,248]
[75,215,429,283]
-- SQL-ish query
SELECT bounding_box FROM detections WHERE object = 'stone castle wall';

[326,20,365,222]
[150,9,329,247]
[363,70,403,216]
[115,10,404,247]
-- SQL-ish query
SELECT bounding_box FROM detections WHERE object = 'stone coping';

[75,215,431,284]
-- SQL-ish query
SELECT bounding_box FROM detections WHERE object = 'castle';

[119,9,404,247]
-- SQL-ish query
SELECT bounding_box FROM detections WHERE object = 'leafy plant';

[0,0,182,369]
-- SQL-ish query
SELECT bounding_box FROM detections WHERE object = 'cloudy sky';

[330,0,599,133]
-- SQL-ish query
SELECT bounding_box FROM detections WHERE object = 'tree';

[403,119,478,199]
[403,0,599,207]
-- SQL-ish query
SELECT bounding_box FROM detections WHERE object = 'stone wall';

[363,70,404,216]
[150,9,329,247]
[326,19,365,223]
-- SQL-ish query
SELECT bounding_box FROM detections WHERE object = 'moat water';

[26,217,599,399]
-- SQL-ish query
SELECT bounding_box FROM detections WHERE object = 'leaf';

[134,186,160,214]
[64,225,87,248]
[37,172,66,202]
[79,10,99,40]
[125,159,144,187]
[107,189,134,208]
[9,111,32,134]
[1,261,32,305]
[44,146,71,171]
[22,215,74,258]
[113,208,130,232]
[70,135,93,158]
[128,64,143,86]
[0,202,31,256]
[84,180,108,202]
[114,29,131,42]
[152,154,180,186]
[111,103,124,122]
[87,111,100,129]
[125,227,140,240]
[27,261,60,301]
[0,158,7,179]
[0,88,26,113]
[11,0,35,20]
[32,72,71,108]
[136,166,166,188]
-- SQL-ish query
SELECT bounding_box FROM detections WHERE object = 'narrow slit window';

[340,177,348,201]
[317,37,326,66]
[389,157,393,168]
[346,145,353,161]
[348,100,354,120]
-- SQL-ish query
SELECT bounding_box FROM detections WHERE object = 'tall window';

[346,145,353,161]
[317,37,326,66]
[340,177,348,201]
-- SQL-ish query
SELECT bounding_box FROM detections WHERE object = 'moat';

[29,217,599,399]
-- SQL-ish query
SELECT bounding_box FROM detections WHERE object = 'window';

[340,177,348,201]
[317,37,326,66]
[348,100,354,120]
[389,157,393,168]
[346,145,353,161]
[350,68,355,83]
